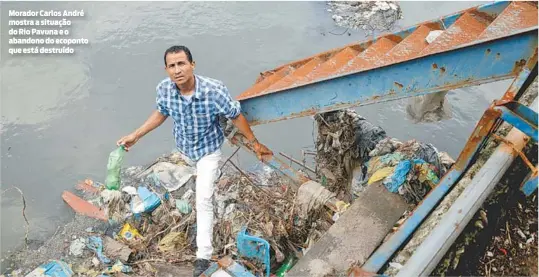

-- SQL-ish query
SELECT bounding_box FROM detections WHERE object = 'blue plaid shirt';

[155,74,241,161]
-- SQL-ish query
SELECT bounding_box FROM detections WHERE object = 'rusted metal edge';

[454,107,501,171]
[491,133,536,172]
[239,30,537,126]
[500,50,538,101]
[514,55,538,101]
[240,26,537,101]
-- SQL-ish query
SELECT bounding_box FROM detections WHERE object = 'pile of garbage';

[326,1,403,33]
[314,110,386,198]
[4,147,335,277]
[361,137,454,205]
[315,109,454,205]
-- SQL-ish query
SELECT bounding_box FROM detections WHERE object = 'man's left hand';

[253,141,273,161]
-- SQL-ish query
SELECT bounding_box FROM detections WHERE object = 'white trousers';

[180,149,222,260]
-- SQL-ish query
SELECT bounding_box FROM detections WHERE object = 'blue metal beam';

[495,105,538,142]
[511,102,539,127]
[240,29,538,126]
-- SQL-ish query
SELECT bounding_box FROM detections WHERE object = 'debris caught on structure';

[314,109,453,205]
[366,138,453,205]
[315,109,387,199]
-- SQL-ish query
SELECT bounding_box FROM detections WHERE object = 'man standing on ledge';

[117,45,273,276]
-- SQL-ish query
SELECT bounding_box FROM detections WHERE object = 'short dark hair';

[164,45,193,66]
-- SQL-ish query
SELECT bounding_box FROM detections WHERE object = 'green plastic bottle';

[275,255,297,277]
[104,145,126,190]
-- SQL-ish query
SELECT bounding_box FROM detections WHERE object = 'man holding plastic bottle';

[116,45,273,276]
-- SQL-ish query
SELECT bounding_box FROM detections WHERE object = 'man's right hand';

[116,133,139,151]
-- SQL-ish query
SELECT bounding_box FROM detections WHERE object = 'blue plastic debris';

[131,186,161,214]
[384,160,412,193]
[25,260,73,277]
[87,236,111,264]
[236,226,271,277]
[384,159,428,193]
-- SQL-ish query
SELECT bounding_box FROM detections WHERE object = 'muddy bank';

[433,143,538,276]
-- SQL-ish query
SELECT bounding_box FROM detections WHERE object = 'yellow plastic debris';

[119,223,143,241]
[368,167,395,185]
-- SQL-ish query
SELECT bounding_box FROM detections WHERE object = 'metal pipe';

[395,97,537,277]
[279,152,317,174]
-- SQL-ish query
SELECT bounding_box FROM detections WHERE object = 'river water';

[1,1,511,263]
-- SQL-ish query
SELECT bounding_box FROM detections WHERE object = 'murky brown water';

[1,1,512,262]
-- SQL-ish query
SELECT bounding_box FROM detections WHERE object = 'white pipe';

[396,97,538,277]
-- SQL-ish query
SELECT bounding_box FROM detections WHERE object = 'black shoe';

[193,259,211,277]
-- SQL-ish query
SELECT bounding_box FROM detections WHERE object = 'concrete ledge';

[287,182,407,276]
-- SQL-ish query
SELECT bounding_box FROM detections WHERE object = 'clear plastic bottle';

[104,145,126,190]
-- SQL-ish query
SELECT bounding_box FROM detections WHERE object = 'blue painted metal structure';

[493,100,539,197]
[494,102,538,142]
[241,28,537,126]
[232,1,538,193]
